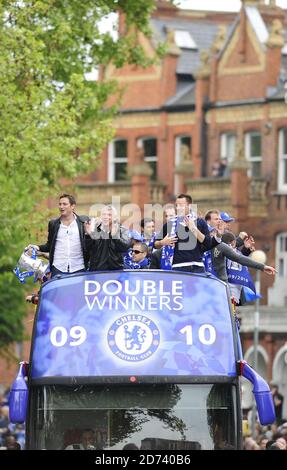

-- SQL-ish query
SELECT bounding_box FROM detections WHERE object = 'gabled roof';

[217,5,268,60]
[150,6,287,107]
[151,17,233,76]
[245,5,269,45]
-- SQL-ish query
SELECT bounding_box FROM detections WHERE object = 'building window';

[174,31,197,50]
[277,232,287,278]
[174,135,192,193]
[220,133,236,164]
[278,128,287,192]
[175,135,192,166]
[245,131,262,178]
[138,137,157,181]
[108,139,128,182]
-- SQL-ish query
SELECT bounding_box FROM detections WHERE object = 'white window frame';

[108,138,128,183]
[174,135,192,193]
[220,132,236,164]
[245,131,262,178]
[138,137,157,179]
[278,128,287,192]
[175,135,192,166]
[276,232,287,278]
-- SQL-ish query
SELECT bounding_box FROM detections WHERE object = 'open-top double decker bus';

[10,270,274,450]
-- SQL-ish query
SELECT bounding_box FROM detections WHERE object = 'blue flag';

[226,255,257,294]
[204,248,261,303]
[142,233,156,251]
[242,286,261,302]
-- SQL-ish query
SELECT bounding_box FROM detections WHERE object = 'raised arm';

[218,243,276,274]
[154,223,178,249]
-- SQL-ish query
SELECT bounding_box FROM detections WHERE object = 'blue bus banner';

[31,271,237,378]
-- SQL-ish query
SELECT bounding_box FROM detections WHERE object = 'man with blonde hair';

[85,205,130,271]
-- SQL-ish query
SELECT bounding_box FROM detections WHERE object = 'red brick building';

[77,0,287,414]
[2,1,287,416]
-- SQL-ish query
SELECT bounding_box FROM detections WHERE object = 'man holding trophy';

[26,194,90,278]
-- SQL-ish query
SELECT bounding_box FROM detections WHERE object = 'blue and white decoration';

[108,315,160,362]
[31,271,237,378]
[160,217,177,270]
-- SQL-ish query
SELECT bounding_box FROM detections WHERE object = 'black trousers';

[51,266,86,278]
[172,265,205,274]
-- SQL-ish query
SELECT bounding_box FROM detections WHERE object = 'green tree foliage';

[0,0,164,354]
[0,273,26,359]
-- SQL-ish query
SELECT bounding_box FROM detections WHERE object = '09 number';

[50,326,87,347]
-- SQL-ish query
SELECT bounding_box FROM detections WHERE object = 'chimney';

[160,28,181,104]
[265,19,284,87]
[153,1,178,18]
[229,140,251,231]
[241,0,264,5]
[210,25,227,102]
[193,51,211,178]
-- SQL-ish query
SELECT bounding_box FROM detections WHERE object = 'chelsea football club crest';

[107,315,160,362]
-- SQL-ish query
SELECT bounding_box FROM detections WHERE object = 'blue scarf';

[202,250,216,276]
[160,217,178,270]
[123,250,133,267]
[124,254,150,269]
[142,233,156,251]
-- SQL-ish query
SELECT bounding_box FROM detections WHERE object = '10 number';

[180,324,216,345]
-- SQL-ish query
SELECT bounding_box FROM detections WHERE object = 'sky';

[97,1,287,34]
[178,0,287,10]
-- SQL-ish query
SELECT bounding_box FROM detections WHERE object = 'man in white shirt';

[29,194,89,277]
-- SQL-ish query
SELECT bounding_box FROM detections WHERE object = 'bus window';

[27,383,237,450]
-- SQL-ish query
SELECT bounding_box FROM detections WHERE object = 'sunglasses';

[131,249,143,254]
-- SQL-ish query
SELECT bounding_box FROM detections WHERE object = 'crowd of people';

[242,383,286,451]
[25,192,276,310]
[6,191,282,450]
[1,380,285,450]
[243,395,287,450]
[0,387,25,450]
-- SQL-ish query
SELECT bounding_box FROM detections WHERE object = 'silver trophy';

[14,249,49,283]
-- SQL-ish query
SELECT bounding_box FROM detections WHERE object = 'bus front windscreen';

[27,383,238,450]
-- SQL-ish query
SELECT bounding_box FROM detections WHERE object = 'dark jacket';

[39,214,90,269]
[149,249,162,269]
[160,218,214,265]
[87,224,130,271]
